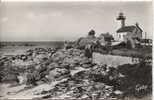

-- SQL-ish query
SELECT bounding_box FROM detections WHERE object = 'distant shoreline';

[0,41,65,48]
[0,41,65,43]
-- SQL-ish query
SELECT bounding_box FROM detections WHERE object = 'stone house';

[98,32,114,46]
[75,29,99,49]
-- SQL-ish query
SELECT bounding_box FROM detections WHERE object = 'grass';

[103,46,152,58]
[121,95,151,100]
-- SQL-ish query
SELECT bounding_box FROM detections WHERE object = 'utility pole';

[145,32,147,46]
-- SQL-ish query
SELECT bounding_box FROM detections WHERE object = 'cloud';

[27,11,62,20]
[49,12,62,17]
[27,12,36,19]
[0,17,8,23]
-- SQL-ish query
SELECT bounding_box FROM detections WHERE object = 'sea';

[0,41,64,56]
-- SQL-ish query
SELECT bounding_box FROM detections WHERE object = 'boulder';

[2,74,19,83]
[46,68,70,82]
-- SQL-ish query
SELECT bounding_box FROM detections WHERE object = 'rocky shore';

[0,47,152,99]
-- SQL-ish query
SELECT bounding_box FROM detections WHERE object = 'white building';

[115,12,143,48]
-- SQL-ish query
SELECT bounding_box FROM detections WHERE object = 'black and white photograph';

[0,1,152,99]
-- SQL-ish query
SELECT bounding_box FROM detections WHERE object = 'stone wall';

[93,52,139,67]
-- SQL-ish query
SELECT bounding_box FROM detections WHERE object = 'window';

[119,34,121,38]
[121,34,123,38]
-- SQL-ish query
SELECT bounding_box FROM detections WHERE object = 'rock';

[0,47,121,99]
[72,70,89,80]
[17,73,27,84]
[82,64,92,68]
[114,90,123,95]
[26,71,40,86]
[49,62,59,69]
[47,68,70,82]
[80,94,90,99]
[2,74,19,83]
[60,62,70,69]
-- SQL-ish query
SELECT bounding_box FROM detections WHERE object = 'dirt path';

[0,79,68,99]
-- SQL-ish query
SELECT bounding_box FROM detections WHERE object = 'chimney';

[117,12,126,28]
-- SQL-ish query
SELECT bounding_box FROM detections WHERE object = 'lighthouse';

[116,12,126,28]
[115,12,143,48]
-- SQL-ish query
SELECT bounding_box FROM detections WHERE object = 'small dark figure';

[84,44,93,58]
[88,29,95,36]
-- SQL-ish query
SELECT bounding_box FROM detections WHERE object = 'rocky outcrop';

[0,47,151,99]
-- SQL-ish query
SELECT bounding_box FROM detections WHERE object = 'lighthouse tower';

[116,12,126,29]
[114,12,126,41]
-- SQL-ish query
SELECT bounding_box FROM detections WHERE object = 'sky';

[0,1,153,41]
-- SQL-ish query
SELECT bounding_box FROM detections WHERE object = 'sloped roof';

[100,33,111,37]
[76,37,98,47]
[117,26,136,33]
[99,33,114,41]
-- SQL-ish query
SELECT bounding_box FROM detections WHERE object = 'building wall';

[117,28,142,42]
[116,31,138,48]
[117,32,127,42]
[125,32,135,48]
[116,21,123,31]
[133,28,142,39]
